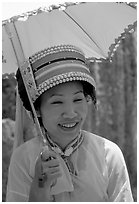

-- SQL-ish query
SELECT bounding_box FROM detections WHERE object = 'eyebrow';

[74,90,83,95]
[50,93,63,98]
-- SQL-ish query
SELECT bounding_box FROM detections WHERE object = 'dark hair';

[16,69,31,111]
[81,81,96,104]
[16,68,97,112]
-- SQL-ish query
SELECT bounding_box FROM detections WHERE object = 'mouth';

[58,122,79,131]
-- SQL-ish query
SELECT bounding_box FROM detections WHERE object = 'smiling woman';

[6,44,134,202]
[39,81,88,149]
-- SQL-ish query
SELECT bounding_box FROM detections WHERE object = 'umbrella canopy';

[2,2,137,74]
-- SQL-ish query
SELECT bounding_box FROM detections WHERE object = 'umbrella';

[2,2,137,73]
[2,2,137,144]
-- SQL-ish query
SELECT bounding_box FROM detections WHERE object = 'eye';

[51,101,63,105]
[74,98,83,102]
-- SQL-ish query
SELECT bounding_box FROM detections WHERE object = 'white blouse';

[6,130,133,202]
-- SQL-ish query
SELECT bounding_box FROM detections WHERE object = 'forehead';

[41,81,83,99]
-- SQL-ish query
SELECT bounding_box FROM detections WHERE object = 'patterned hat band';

[37,71,96,98]
[22,45,96,103]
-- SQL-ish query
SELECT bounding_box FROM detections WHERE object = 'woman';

[6,44,133,202]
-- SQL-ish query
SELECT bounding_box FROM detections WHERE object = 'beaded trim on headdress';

[22,44,96,103]
[29,44,85,65]
[37,71,95,97]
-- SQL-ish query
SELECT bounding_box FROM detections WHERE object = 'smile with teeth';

[59,122,78,128]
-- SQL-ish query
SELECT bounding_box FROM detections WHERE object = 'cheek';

[77,101,88,116]
[40,107,55,127]
[40,105,64,127]
[41,112,57,131]
[43,109,53,117]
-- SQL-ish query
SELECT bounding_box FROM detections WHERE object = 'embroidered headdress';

[16,44,96,111]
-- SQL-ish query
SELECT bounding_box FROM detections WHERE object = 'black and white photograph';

[2,1,137,202]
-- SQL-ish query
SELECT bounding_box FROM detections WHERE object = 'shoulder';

[104,137,126,170]
[83,130,122,151]
[82,130,106,152]
[82,130,104,144]
[81,130,107,163]
[82,130,125,164]
[10,137,41,166]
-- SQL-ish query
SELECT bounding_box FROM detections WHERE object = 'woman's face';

[39,81,88,149]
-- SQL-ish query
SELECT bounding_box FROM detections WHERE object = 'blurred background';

[2,29,137,201]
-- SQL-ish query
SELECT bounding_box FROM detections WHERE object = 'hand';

[40,150,62,188]
[29,150,62,201]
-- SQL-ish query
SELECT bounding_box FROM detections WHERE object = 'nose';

[62,103,77,119]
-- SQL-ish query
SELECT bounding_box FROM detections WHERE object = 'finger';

[43,166,61,175]
[41,150,57,161]
[39,168,62,188]
[48,171,62,181]
[42,158,60,169]
[45,171,62,186]
[42,161,60,174]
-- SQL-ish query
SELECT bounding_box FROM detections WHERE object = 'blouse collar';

[44,129,84,157]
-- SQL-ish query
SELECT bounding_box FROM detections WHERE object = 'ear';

[86,96,92,105]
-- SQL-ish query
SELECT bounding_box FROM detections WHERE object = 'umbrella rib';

[4,24,21,68]
[13,22,26,60]
[63,10,105,56]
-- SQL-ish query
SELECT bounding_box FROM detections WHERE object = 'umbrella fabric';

[2,2,137,74]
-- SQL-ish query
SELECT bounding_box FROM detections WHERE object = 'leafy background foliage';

[2,31,137,201]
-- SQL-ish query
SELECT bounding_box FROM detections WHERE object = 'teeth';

[61,123,77,128]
